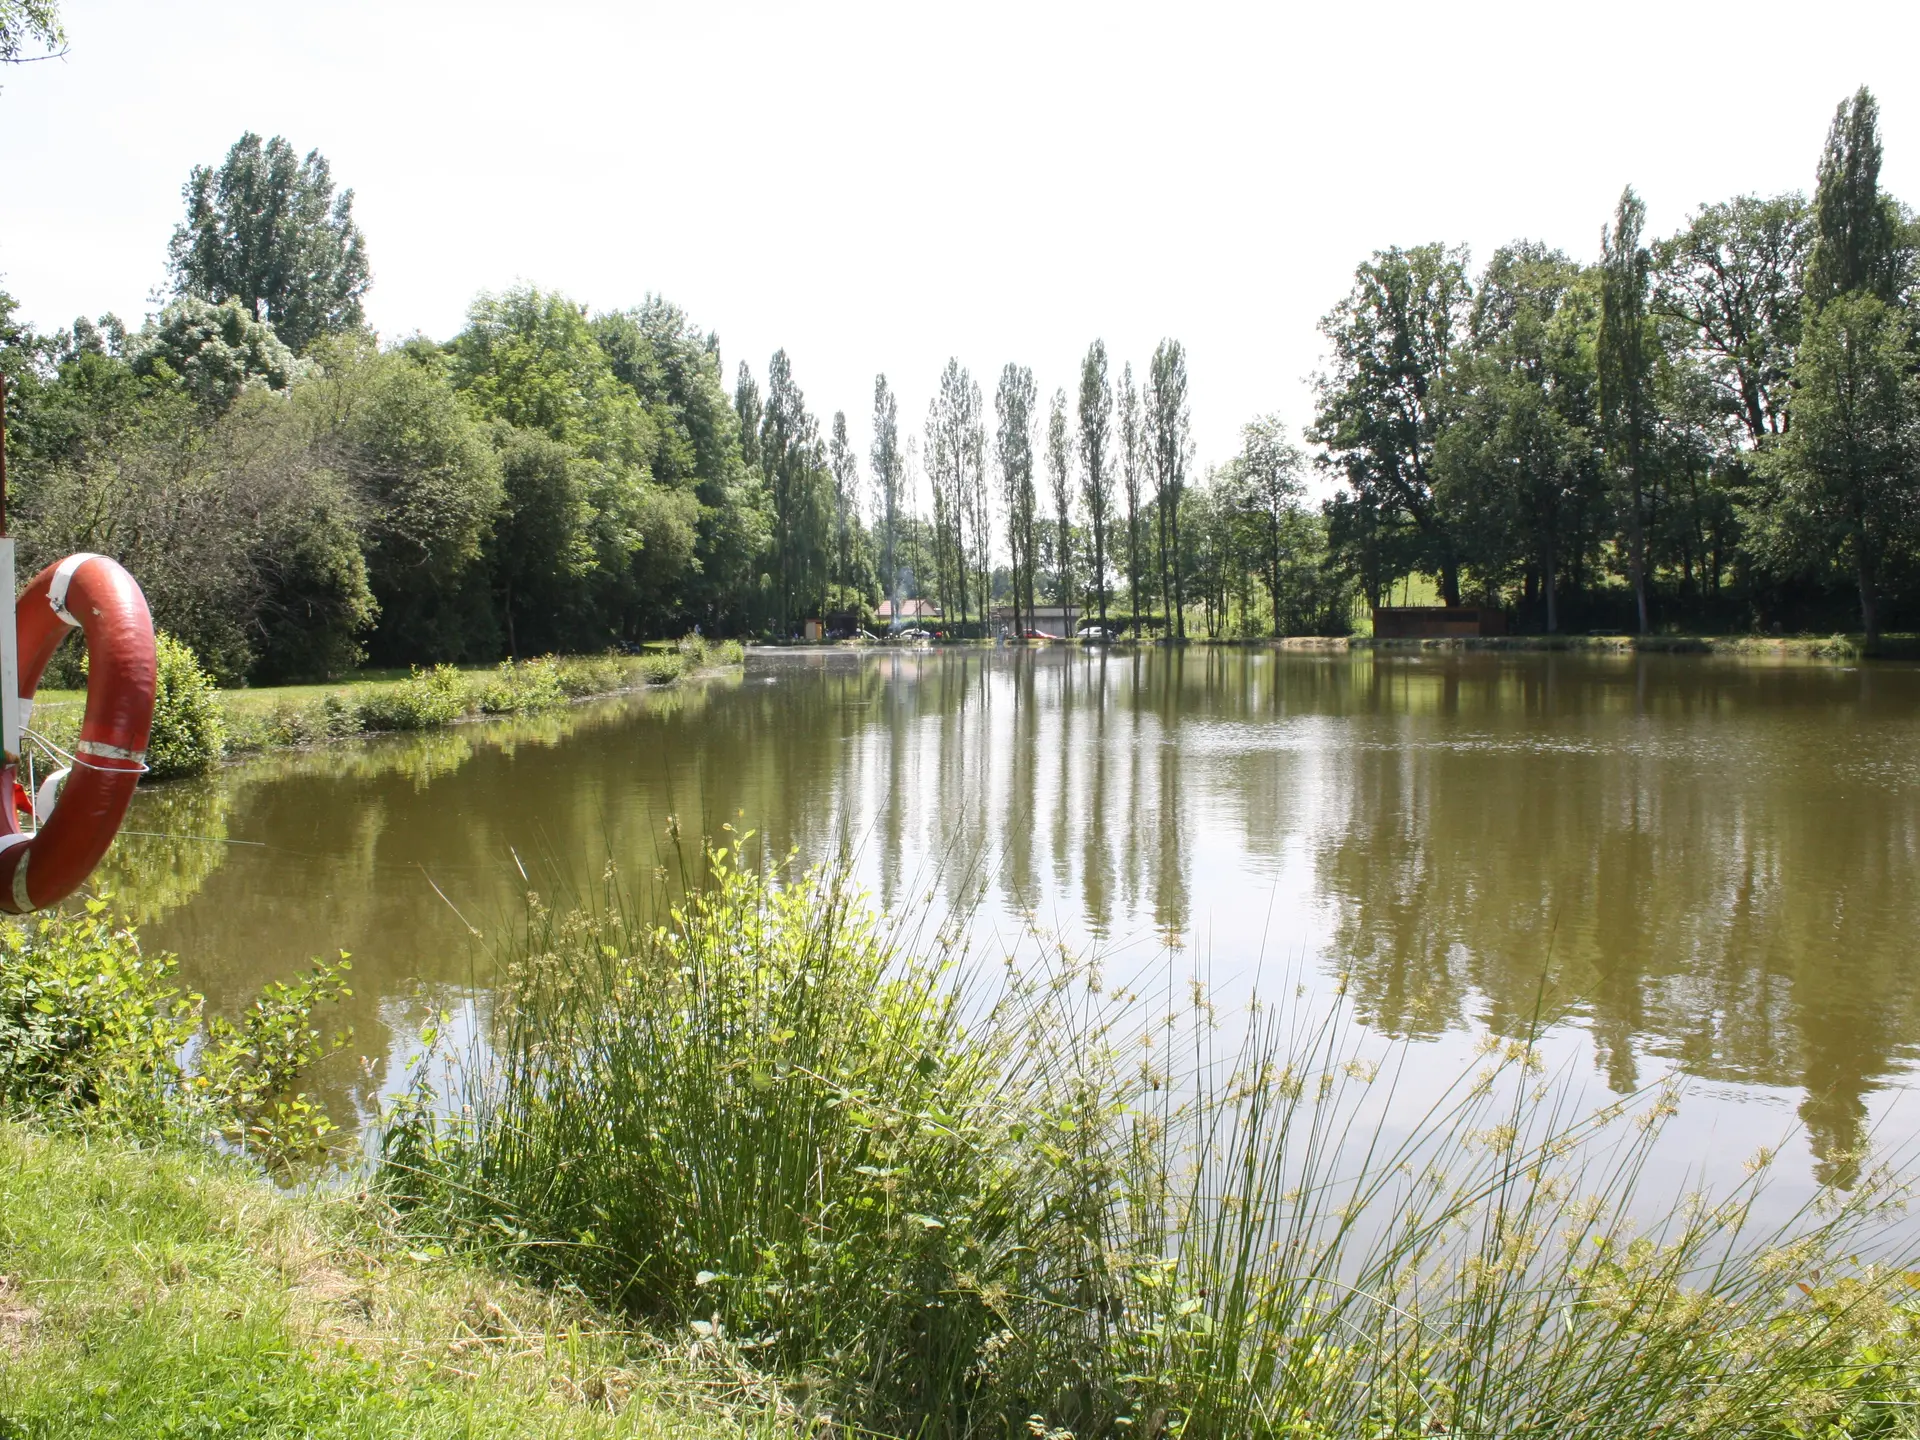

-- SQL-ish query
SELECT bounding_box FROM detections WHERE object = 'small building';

[876,598,943,627]
[1371,605,1509,639]
[990,604,1081,637]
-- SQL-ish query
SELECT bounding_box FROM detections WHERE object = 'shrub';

[0,901,194,1118]
[145,632,227,781]
[355,664,469,731]
[550,653,629,697]
[0,903,349,1159]
[637,652,684,685]
[388,844,1920,1439]
[477,657,566,714]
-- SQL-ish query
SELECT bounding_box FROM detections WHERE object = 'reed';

[382,840,1920,1438]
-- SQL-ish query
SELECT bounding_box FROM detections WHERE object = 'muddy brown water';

[105,647,1920,1196]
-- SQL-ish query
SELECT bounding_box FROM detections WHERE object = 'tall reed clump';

[381,843,1920,1439]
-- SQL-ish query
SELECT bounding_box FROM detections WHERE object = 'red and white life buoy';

[0,554,156,913]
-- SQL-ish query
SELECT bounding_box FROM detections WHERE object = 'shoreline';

[748,632,1920,661]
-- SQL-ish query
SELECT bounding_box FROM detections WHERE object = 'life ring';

[0,554,156,913]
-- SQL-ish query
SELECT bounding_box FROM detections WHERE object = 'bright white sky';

[6,0,1920,485]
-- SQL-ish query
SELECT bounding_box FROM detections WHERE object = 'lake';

[110,646,1920,1200]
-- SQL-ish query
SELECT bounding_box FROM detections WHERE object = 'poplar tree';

[1146,340,1191,639]
[761,350,820,635]
[870,375,903,621]
[1117,363,1145,629]
[1046,389,1074,616]
[1757,87,1919,646]
[829,411,859,601]
[995,364,1039,636]
[1806,87,1903,311]
[1077,340,1115,627]
[1598,187,1656,634]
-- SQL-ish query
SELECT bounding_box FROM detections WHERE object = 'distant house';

[876,598,942,626]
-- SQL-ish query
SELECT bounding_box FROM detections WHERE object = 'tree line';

[1315,86,1920,643]
[2,87,1916,682]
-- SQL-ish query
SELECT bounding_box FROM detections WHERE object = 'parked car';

[1077,626,1110,641]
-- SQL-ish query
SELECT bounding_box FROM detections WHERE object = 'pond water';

[108,647,1920,1200]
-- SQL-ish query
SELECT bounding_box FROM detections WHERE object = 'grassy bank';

[31,639,745,769]
[387,842,1920,1439]
[0,1123,781,1438]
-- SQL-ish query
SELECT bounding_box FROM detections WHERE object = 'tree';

[1117,363,1145,628]
[1598,187,1658,634]
[1438,244,1600,633]
[312,342,504,662]
[871,376,904,622]
[1309,246,1472,605]
[1806,87,1904,311]
[1753,294,1917,645]
[926,360,984,629]
[1146,340,1192,638]
[132,298,304,412]
[488,428,591,656]
[828,411,861,600]
[1045,389,1074,614]
[0,0,62,64]
[994,364,1039,636]
[1239,416,1307,635]
[1655,195,1810,445]
[1077,340,1114,627]
[168,133,370,354]
[761,350,827,635]
[593,299,759,634]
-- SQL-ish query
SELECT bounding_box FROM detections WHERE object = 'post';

[0,375,16,763]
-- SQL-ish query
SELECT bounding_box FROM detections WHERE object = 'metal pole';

[0,374,19,764]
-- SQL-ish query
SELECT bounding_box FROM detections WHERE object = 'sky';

[6,0,1920,481]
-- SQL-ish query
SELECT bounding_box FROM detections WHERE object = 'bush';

[145,632,227,781]
[387,844,1920,1439]
[355,664,469,731]
[0,903,349,1159]
[637,651,684,685]
[477,657,566,714]
[550,652,629,697]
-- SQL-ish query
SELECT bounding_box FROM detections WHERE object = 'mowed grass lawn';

[0,1121,779,1439]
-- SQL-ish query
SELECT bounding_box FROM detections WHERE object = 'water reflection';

[111,649,1920,1186]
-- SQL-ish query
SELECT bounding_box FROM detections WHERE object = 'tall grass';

[382,841,1920,1438]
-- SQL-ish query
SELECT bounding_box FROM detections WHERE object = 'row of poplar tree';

[1,86,1916,682]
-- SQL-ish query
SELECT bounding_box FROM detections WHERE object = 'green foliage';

[0,904,347,1160]
[146,632,227,781]
[477,657,567,714]
[388,846,1920,1438]
[167,131,370,354]
[319,341,504,664]
[192,953,353,1157]
[0,0,63,62]
[1309,245,1471,608]
[1751,293,1920,643]
[131,296,304,412]
[355,663,469,731]
[0,901,193,1117]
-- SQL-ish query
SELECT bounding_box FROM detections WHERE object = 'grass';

[27,639,746,764]
[0,1121,788,1438]
[384,840,1920,1439]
